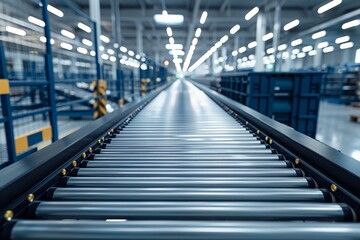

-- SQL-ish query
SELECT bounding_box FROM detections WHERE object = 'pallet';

[350,115,360,122]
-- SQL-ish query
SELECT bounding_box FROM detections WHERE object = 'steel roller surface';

[3,80,360,239]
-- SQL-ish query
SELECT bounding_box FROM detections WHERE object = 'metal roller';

[62,176,316,188]
[92,155,281,161]
[7,220,360,240]
[48,187,331,202]
[101,145,267,150]
[107,140,263,145]
[83,161,291,168]
[30,201,352,221]
[95,149,274,155]
[74,168,300,177]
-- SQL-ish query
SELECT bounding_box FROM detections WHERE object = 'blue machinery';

[1,80,360,239]
[0,0,168,167]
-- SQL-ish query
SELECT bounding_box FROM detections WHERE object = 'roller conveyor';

[1,80,360,239]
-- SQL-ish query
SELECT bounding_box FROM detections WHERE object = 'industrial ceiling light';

[40,36,54,44]
[262,32,273,41]
[200,11,208,24]
[232,50,238,56]
[6,26,26,36]
[82,38,93,46]
[342,19,360,29]
[245,7,259,21]
[266,48,274,54]
[78,22,91,33]
[220,35,229,43]
[335,35,350,44]
[312,30,326,39]
[291,38,302,46]
[101,53,109,60]
[61,29,75,39]
[60,42,73,50]
[292,49,300,54]
[154,14,184,25]
[302,45,313,52]
[308,50,317,56]
[169,37,175,44]
[340,42,354,49]
[47,4,64,17]
[166,27,173,37]
[248,41,257,49]
[77,47,88,55]
[100,35,110,43]
[120,46,127,53]
[128,50,135,56]
[238,46,247,53]
[170,50,185,56]
[107,49,115,55]
[28,16,45,27]
[192,38,198,46]
[278,44,287,51]
[166,43,183,49]
[195,28,202,38]
[317,41,329,48]
[323,46,334,53]
[297,52,306,58]
[230,24,240,34]
[318,0,342,14]
[283,19,300,31]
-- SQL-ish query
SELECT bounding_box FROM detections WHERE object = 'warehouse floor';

[316,102,360,161]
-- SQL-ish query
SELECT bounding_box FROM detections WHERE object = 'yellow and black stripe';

[0,79,10,95]
[93,80,107,119]
[15,127,52,154]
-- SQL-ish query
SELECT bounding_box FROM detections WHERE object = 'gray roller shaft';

[96,149,273,155]
[9,220,360,240]
[118,130,250,134]
[122,127,247,131]
[84,161,289,168]
[49,187,327,202]
[114,134,254,138]
[108,140,262,144]
[92,155,280,161]
[75,168,299,177]
[32,201,348,221]
[102,145,267,150]
[64,176,313,188]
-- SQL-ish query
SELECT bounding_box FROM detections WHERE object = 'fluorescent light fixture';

[190,45,196,52]
[166,44,183,49]
[323,46,334,53]
[291,38,302,46]
[195,28,202,38]
[230,24,240,34]
[100,35,110,43]
[6,26,26,36]
[77,47,88,55]
[312,30,326,39]
[170,50,185,55]
[340,42,354,49]
[61,29,75,39]
[291,55,296,60]
[101,53,109,60]
[308,50,317,56]
[248,41,257,49]
[248,54,255,60]
[154,14,184,25]
[90,51,96,56]
[120,46,127,53]
[113,43,119,48]
[317,41,329,48]
[135,54,141,59]
[232,50,238,56]
[356,49,360,63]
[173,58,183,63]
[266,48,275,54]
[278,44,287,51]
[78,22,91,33]
[242,57,248,61]
[215,41,222,48]
[47,4,64,17]
[318,0,342,14]
[99,46,105,51]
[169,37,175,44]
[82,38,93,46]
[238,46,247,53]
[128,50,135,56]
[107,49,115,55]
[263,32,273,41]
[166,27,173,37]
[110,56,116,62]
[192,38,198,45]
[302,45,313,52]
[292,49,300,54]
[220,35,229,43]
[342,19,360,29]
[283,19,300,31]
[282,52,289,59]
[60,42,73,50]
[200,11,208,24]
[28,16,45,27]
[40,36,54,44]
[297,52,306,58]
[335,35,350,44]
[245,7,259,21]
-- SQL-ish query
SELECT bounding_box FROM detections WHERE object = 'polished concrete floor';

[316,102,360,161]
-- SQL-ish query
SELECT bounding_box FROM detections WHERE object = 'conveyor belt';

[1,80,360,239]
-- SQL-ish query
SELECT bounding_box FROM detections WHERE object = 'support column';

[136,23,143,55]
[212,50,218,74]
[255,13,266,71]
[272,2,281,71]
[90,0,102,67]
[234,36,239,69]
[221,47,227,70]
[155,51,160,65]
[314,42,323,68]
